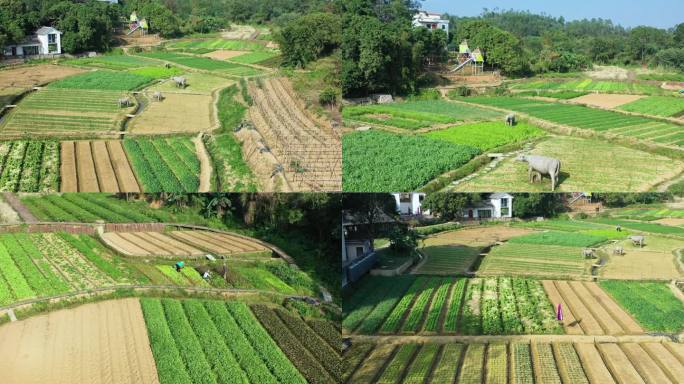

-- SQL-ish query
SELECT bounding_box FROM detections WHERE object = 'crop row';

[251,304,336,384]
[347,277,561,335]
[425,121,545,151]
[342,275,415,333]
[0,141,59,192]
[343,130,481,192]
[20,89,126,113]
[510,79,662,94]
[124,138,200,192]
[21,193,158,223]
[48,70,153,91]
[464,96,683,146]
[507,230,608,247]
[3,111,117,134]
[139,51,261,76]
[480,243,587,278]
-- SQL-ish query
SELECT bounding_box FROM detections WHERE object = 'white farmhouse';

[3,27,62,58]
[463,193,514,220]
[392,193,429,216]
[412,10,449,36]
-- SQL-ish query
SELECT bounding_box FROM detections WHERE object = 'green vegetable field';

[618,96,684,117]
[510,79,663,95]
[600,281,684,333]
[342,130,481,191]
[0,140,59,192]
[343,276,561,335]
[479,243,589,278]
[139,51,262,76]
[425,121,545,150]
[507,231,608,247]
[48,71,153,91]
[124,137,201,193]
[166,39,268,51]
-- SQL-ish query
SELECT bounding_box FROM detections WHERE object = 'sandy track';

[0,298,159,384]
[193,134,212,193]
[621,343,673,384]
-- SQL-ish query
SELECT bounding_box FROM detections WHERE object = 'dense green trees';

[276,12,341,68]
[454,20,525,74]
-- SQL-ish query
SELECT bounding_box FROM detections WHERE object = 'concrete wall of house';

[37,32,61,54]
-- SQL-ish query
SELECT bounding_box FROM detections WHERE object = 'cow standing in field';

[153,91,164,102]
[582,249,595,258]
[117,97,131,108]
[613,246,624,255]
[629,235,645,248]
[505,114,516,126]
[516,155,561,191]
[172,76,187,88]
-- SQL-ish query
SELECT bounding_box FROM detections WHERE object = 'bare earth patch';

[0,298,159,384]
[585,65,631,80]
[0,65,85,91]
[424,226,534,247]
[129,93,213,134]
[570,93,644,109]
[600,238,682,280]
[203,50,246,60]
[653,218,684,226]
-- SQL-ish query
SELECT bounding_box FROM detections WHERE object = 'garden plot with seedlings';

[60,140,141,193]
[568,93,644,109]
[542,280,644,335]
[127,93,214,134]
[425,121,545,150]
[123,137,201,192]
[479,242,591,278]
[415,245,480,275]
[509,79,664,94]
[248,77,341,191]
[344,341,684,384]
[600,280,684,333]
[343,130,480,192]
[463,96,684,147]
[424,226,534,247]
[344,276,561,335]
[0,298,159,384]
[62,54,158,70]
[452,135,684,192]
[342,100,501,130]
[0,88,133,137]
[618,95,684,117]
[100,230,268,258]
[0,141,59,192]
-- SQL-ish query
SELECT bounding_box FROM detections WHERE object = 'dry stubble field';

[60,140,141,193]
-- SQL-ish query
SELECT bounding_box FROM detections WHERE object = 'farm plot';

[507,231,608,247]
[344,341,684,384]
[345,276,560,335]
[607,208,684,221]
[415,245,480,275]
[138,51,262,76]
[589,217,684,236]
[342,100,501,130]
[0,64,85,102]
[343,130,480,192]
[479,243,590,278]
[229,51,280,65]
[568,93,644,109]
[128,93,213,134]
[463,96,684,147]
[100,229,267,257]
[510,79,663,94]
[600,236,682,279]
[0,141,59,192]
[452,135,684,192]
[0,298,159,384]
[123,137,201,192]
[251,304,339,384]
[600,280,684,333]
[618,96,684,117]
[424,226,534,248]
[60,140,141,193]
[147,72,233,95]
[48,70,153,91]
[425,121,545,150]
[62,54,158,70]
[166,38,268,52]
[0,88,132,137]
[20,193,164,223]
[542,280,644,335]
[249,77,341,191]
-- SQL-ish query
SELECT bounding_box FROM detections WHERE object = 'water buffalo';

[613,246,624,255]
[582,249,595,258]
[117,97,131,108]
[172,76,187,88]
[516,155,561,191]
[629,235,645,247]
[153,91,163,102]
[505,113,516,126]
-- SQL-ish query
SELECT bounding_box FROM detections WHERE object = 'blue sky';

[421,0,683,29]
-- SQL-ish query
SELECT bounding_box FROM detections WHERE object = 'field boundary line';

[2,192,37,223]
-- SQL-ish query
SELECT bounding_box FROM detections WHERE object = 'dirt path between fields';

[1,193,35,223]
[0,298,159,384]
[193,133,212,192]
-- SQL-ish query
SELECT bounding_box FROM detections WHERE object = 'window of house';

[48,34,56,43]
[355,246,365,258]
[501,198,508,207]
[478,210,492,219]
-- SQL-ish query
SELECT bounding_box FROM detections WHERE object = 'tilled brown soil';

[424,226,534,247]
[60,141,141,193]
[0,65,85,91]
[0,298,159,384]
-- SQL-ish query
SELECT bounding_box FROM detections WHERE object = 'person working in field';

[616,225,622,232]
[175,261,185,272]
